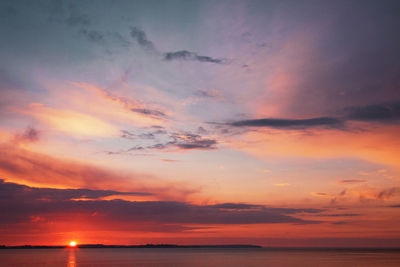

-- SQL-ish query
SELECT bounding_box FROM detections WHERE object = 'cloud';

[346,101,400,123]
[224,101,400,131]
[230,117,341,129]
[176,139,217,150]
[80,29,105,44]
[14,127,39,143]
[0,143,196,201]
[129,27,156,51]
[195,89,222,98]
[128,27,227,64]
[0,180,320,227]
[26,104,118,137]
[121,128,167,141]
[197,126,208,134]
[121,130,136,140]
[316,213,360,217]
[208,203,263,210]
[164,50,225,64]
[338,179,367,184]
[375,187,400,200]
[169,132,217,150]
[130,108,166,118]
[0,179,151,202]
[73,82,167,121]
[109,32,131,47]
[124,131,218,152]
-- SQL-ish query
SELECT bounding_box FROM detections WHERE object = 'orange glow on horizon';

[69,241,77,247]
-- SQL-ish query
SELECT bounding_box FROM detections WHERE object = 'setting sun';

[69,241,77,247]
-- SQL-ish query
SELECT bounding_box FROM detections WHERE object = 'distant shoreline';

[0,244,262,249]
[1,244,400,251]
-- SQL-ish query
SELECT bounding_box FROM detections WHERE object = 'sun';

[69,241,77,247]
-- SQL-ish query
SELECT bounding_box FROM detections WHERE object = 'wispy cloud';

[128,27,227,64]
[73,82,167,121]
[127,131,218,151]
[130,108,166,118]
[80,29,105,44]
[129,27,156,51]
[164,50,225,64]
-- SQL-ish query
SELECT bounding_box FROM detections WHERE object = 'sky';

[0,0,400,247]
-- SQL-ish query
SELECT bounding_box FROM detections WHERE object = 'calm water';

[1,248,400,267]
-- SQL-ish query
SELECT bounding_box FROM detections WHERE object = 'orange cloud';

[0,142,197,201]
[71,82,168,125]
[25,103,118,137]
[227,123,400,167]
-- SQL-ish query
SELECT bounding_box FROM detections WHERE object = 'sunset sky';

[1,0,400,247]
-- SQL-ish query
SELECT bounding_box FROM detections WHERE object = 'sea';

[1,248,400,267]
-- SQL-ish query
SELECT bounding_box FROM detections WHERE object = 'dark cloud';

[230,117,341,129]
[339,189,347,196]
[129,27,156,51]
[138,133,155,139]
[121,130,136,140]
[316,213,360,217]
[131,108,166,118]
[169,132,218,150]
[375,187,400,200]
[176,139,217,150]
[164,50,225,64]
[14,127,39,143]
[224,101,400,131]
[80,29,105,44]
[331,221,348,225]
[0,180,320,226]
[197,126,208,134]
[128,27,227,64]
[346,101,400,123]
[0,179,151,202]
[121,128,166,141]
[126,131,218,151]
[209,203,263,210]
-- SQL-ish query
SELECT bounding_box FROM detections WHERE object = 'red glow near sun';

[69,241,77,247]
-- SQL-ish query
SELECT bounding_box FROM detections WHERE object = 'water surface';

[1,248,400,267]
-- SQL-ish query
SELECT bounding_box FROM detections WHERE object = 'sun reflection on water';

[68,249,76,267]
